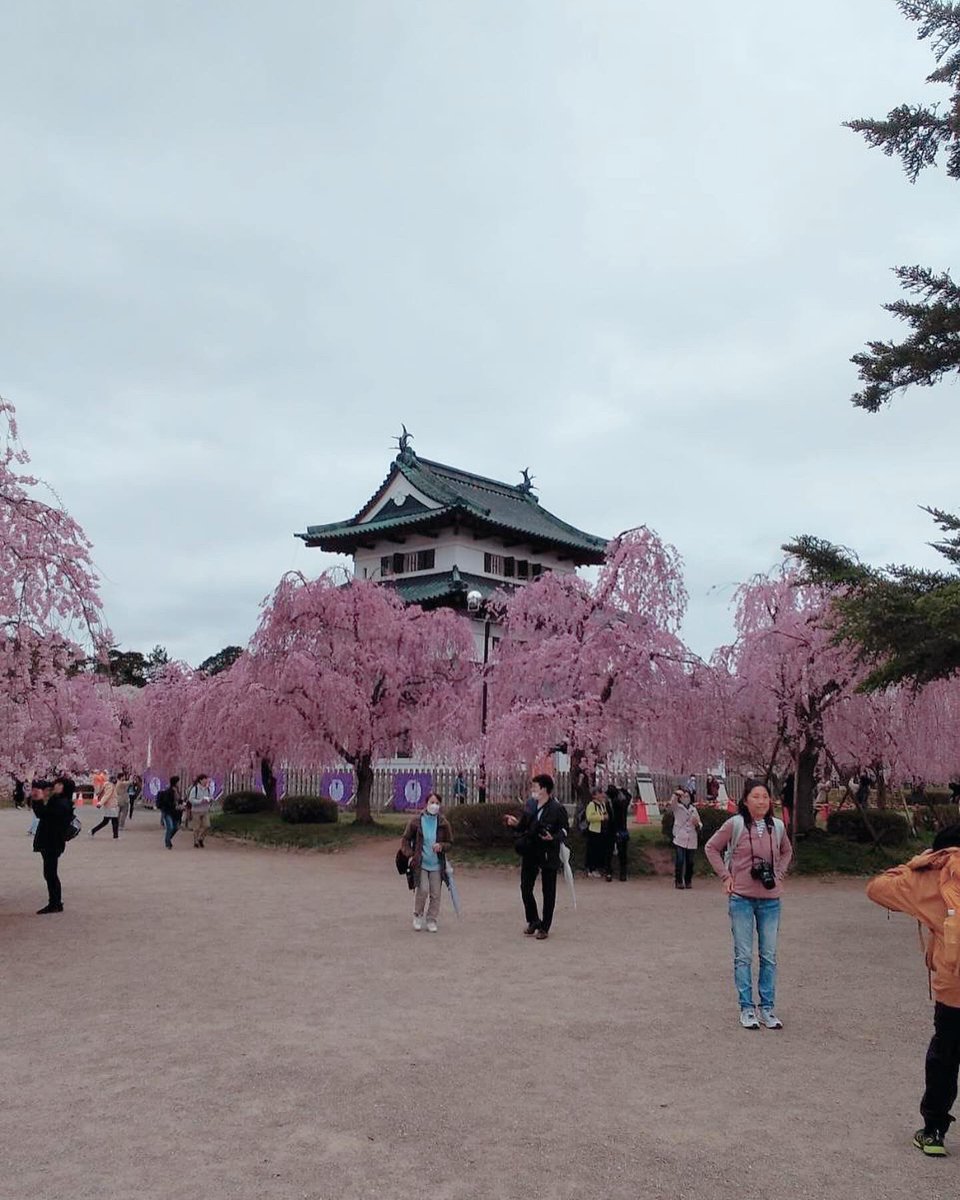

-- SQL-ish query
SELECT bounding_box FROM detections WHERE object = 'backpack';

[156,787,173,814]
[724,815,786,871]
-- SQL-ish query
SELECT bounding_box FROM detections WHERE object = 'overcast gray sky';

[3,0,957,665]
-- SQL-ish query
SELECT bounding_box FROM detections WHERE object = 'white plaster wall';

[363,474,439,521]
[352,527,580,582]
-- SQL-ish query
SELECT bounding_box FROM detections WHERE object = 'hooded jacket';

[866,848,960,1008]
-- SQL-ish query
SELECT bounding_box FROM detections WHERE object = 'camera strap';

[747,822,774,865]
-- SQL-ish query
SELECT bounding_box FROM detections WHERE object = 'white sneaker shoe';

[740,1007,760,1030]
[412,916,423,931]
[426,919,438,933]
[760,1008,783,1030]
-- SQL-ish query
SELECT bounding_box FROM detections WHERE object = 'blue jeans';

[162,812,178,848]
[729,895,781,1010]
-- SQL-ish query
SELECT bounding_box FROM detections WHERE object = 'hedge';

[826,807,911,846]
[913,804,960,834]
[661,805,730,846]
[445,801,524,848]
[221,790,273,815]
[279,795,340,825]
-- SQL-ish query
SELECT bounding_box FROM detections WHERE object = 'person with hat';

[32,777,75,914]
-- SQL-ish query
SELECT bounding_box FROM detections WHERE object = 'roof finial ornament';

[393,424,415,464]
[518,467,536,495]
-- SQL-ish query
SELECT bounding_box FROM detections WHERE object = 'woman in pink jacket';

[705,778,793,1031]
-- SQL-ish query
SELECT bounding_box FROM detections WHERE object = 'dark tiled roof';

[383,569,508,608]
[298,450,608,562]
[302,505,455,544]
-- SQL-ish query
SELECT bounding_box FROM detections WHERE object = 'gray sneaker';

[740,1007,760,1030]
[759,1008,783,1030]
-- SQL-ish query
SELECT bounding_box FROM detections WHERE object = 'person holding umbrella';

[401,792,453,933]
[505,774,570,941]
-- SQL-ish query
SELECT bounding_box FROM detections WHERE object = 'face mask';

[426,803,440,816]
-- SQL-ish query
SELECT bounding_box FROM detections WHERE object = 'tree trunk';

[874,764,888,809]
[353,754,375,825]
[260,757,277,809]
[794,738,819,835]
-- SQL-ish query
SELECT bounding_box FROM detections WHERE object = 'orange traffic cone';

[634,800,649,825]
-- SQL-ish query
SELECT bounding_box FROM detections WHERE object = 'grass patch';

[210,811,400,851]
[791,831,931,876]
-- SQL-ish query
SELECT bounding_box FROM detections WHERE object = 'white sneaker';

[760,1008,783,1030]
[740,1007,760,1030]
[412,916,423,931]
[426,919,438,933]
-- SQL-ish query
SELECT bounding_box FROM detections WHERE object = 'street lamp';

[467,589,490,803]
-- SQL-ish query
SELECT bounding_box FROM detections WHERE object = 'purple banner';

[322,770,354,807]
[393,771,433,812]
[142,770,167,806]
[208,774,224,802]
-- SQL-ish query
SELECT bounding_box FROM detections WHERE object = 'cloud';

[1,0,957,668]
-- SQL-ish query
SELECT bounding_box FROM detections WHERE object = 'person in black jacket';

[505,774,569,941]
[32,777,75,914]
[604,786,631,882]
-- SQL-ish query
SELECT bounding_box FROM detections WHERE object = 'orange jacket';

[866,848,960,1007]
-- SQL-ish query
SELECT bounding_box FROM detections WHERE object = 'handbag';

[395,847,411,876]
[64,815,82,843]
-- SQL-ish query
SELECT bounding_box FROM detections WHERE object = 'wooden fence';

[219,765,749,813]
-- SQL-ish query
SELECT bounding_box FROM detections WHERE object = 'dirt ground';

[0,807,955,1200]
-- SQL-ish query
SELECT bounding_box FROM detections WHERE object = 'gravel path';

[0,807,954,1199]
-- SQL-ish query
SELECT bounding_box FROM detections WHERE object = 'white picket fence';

[217,764,749,812]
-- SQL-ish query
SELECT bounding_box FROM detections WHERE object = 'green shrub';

[445,800,524,847]
[279,795,339,825]
[826,807,910,846]
[221,790,273,815]
[906,788,953,807]
[661,804,729,846]
[914,804,960,833]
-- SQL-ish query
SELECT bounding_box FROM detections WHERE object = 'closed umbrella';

[443,861,462,918]
[559,841,577,910]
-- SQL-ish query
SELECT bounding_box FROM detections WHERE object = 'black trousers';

[614,835,628,881]
[585,832,607,873]
[41,849,62,907]
[922,1002,960,1131]
[91,816,118,838]
[674,846,695,887]
[520,859,558,932]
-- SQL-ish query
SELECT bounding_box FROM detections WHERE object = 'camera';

[750,859,777,890]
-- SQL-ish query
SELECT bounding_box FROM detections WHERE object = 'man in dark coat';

[505,774,569,941]
[32,778,75,914]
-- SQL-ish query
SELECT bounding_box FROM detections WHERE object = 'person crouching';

[401,793,453,933]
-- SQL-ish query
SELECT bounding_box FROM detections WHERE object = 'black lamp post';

[467,589,490,803]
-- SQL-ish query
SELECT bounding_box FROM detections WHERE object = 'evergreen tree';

[790,2,960,687]
[847,1,960,411]
[197,645,243,676]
